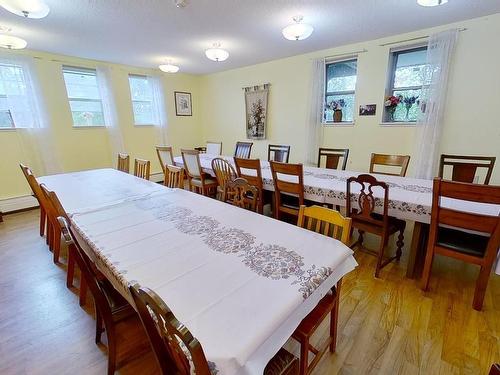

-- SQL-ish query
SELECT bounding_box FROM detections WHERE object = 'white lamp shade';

[282,22,314,41]
[417,0,448,6]
[0,34,27,49]
[205,48,229,62]
[159,64,179,73]
[0,0,50,18]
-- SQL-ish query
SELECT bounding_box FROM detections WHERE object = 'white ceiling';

[1,0,499,74]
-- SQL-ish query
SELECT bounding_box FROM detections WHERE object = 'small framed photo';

[174,91,192,116]
[359,104,377,116]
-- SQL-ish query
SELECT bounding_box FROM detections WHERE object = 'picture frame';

[359,104,377,116]
[174,91,192,116]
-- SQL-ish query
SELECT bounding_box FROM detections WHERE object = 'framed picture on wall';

[174,91,192,116]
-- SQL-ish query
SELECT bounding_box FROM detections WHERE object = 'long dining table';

[38,168,358,375]
[174,154,500,277]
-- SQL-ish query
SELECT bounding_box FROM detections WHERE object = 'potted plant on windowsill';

[326,99,345,123]
[384,95,402,122]
[402,95,419,121]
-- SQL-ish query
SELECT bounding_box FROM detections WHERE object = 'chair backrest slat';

[369,153,410,177]
[181,149,203,178]
[268,144,291,163]
[165,165,184,189]
[297,205,352,245]
[227,178,259,212]
[318,148,349,170]
[117,153,130,173]
[270,161,304,199]
[211,158,237,199]
[439,154,496,185]
[234,142,253,159]
[134,159,151,180]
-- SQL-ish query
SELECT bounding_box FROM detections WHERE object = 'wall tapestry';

[244,83,270,140]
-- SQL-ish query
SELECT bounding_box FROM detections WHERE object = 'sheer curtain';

[150,75,168,145]
[96,66,125,165]
[0,53,60,175]
[413,29,459,179]
[305,58,325,166]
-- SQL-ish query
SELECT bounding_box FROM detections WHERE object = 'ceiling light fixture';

[174,0,187,8]
[282,15,314,41]
[0,0,50,18]
[159,61,179,73]
[205,43,229,62]
[0,34,27,49]
[417,0,448,6]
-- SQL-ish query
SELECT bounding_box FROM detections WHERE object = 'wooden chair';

[155,146,175,176]
[211,157,237,202]
[164,165,184,189]
[268,144,291,163]
[490,364,500,375]
[420,178,500,310]
[134,158,151,180]
[439,154,496,184]
[117,153,130,173]
[206,141,222,155]
[293,205,351,375]
[317,148,349,170]
[58,217,143,375]
[19,164,47,239]
[234,141,253,159]
[228,178,259,212]
[38,183,62,264]
[369,153,410,177]
[270,161,304,220]
[234,157,264,214]
[181,149,218,196]
[130,284,299,375]
[347,174,406,278]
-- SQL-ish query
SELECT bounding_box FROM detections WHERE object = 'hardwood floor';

[0,210,498,374]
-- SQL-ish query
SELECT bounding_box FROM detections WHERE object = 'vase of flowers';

[402,95,419,121]
[327,99,345,122]
[384,95,402,122]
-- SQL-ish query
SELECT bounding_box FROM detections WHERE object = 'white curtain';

[413,29,459,179]
[0,52,60,175]
[96,66,125,164]
[150,75,168,145]
[305,58,325,166]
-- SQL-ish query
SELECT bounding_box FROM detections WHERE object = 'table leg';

[406,222,429,279]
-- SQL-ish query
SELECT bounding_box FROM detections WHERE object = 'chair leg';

[472,263,493,311]
[396,227,405,261]
[79,276,88,307]
[357,230,365,248]
[107,325,117,375]
[299,337,309,375]
[95,307,103,344]
[420,245,435,291]
[46,221,52,247]
[39,207,46,237]
[66,250,75,288]
[374,235,387,278]
[53,226,61,264]
[330,281,341,353]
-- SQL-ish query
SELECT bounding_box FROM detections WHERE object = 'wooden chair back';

[130,284,211,375]
[234,158,263,213]
[234,141,253,159]
[211,158,237,201]
[117,153,130,173]
[40,184,67,220]
[164,165,184,189]
[19,164,45,205]
[270,161,304,219]
[156,146,174,175]
[346,174,389,229]
[228,178,259,212]
[206,141,222,155]
[369,153,410,177]
[181,149,203,178]
[439,154,496,184]
[134,158,151,180]
[298,205,352,245]
[268,144,291,163]
[318,148,349,170]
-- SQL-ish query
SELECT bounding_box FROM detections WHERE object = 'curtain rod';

[379,27,467,47]
[241,82,271,90]
[315,48,368,61]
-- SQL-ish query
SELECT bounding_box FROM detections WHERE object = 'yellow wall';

[199,14,500,183]
[0,51,203,200]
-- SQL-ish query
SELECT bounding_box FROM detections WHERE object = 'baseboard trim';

[0,195,38,213]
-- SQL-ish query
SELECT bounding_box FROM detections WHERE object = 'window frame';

[62,65,106,128]
[0,63,33,129]
[128,74,156,126]
[323,56,358,125]
[384,44,427,124]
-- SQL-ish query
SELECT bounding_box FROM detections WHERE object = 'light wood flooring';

[0,210,498,375]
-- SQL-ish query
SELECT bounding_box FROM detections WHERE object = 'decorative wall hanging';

[359,104,377,116]
[244,83,270,140]
[174,91,192,116]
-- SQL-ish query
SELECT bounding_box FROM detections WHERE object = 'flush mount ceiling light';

[282,15,314,41]
[159,61,179,73]
[417,0,448,6]
[0,34,27,49]
[205,43,229,62]
[0,0,50,18]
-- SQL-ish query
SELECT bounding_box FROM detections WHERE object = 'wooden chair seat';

[264,348,299,375]
[436,227,490,257]
[190,177,218,188]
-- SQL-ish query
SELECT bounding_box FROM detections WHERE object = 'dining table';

[174,154,500,277]
[38,168,358,375]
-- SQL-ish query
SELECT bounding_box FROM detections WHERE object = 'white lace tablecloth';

[38,169,358,375]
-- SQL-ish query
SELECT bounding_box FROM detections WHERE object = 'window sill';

[380,122,417,127]
[323,121,355,127]
[72,125,106,129]
[134,124,156,127]
[0,127,17,132]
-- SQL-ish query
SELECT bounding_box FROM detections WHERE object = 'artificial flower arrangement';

[403,95,419,121]
[384,95,402,121]
[326,98,346,122]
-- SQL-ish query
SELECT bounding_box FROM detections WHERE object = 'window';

[62,66,105,127]
[385,46,427,123]
[128,74,156,125]
[324,58,357,123]
[0,63,35,128]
